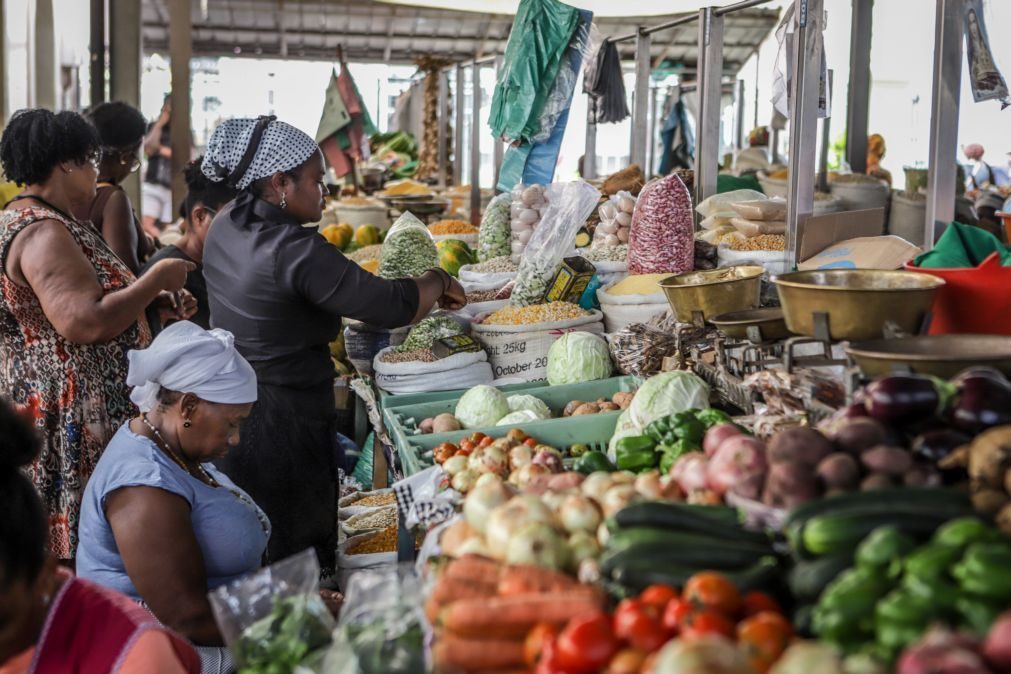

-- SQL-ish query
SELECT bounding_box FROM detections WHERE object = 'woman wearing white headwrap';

[199,116,465,577]
[75,321,318,673]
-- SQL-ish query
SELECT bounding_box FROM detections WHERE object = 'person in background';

[142,158,237,332]
[866,133,892,186]
[76,101,156,274]
[964,143,995,194]
[0,397,201,674]
[0,109,195,563]
[201,116,465,577]
[142,96,175,238]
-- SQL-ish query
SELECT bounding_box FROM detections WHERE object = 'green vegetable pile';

[339,619,426,674]
[396,315,464,353]
[233,595,333,674]
[614,408,732,473]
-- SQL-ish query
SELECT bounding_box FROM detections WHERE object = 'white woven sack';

[470,311,605,382]
[717,246,789,276]
[459,264,517,285]
[337,533,397,590]
[459,277,508,293]
[597,282,669,333]
[458,298,509,318]
[373,347,493,394]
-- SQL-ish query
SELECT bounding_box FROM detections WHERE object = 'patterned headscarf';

[201,117,318,190]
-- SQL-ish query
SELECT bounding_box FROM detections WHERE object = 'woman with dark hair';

[141,157,237,331]
[201,116,466,576]
[0,398,201,674]
[0,109,195,563]
[75,101,155,274]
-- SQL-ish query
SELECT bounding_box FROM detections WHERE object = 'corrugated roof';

[141,0,780,75]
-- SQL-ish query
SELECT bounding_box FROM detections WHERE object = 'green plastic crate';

[385,376,640,460]
[403,413,622,474]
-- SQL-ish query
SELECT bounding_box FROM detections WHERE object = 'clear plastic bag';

[529,13,591,144]
[729,217,786,238]
[511,180,602,306]
[964,0,1010,108]
[477,192,513,262]
[379,212,439,279]
[509,183,548,262]
[208,549,336,674]
[318,564,429,674]
[771,2,830,120]
[593,191,636,248]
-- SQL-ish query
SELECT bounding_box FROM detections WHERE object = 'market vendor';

[0,108,196,565]
[200,116,466,577]
[0,397,201,674]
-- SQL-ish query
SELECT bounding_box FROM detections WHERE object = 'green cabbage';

[608,371,710,459]
[546,332,613,386]
[455,385,510,428]
[506,394,552,420]
[496,409,543,426]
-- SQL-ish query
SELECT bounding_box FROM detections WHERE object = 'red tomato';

[613,600,669,653]
[683,571,741,618]
[479,435,495,448]
[680,610,735,640]
[524,437,538,448]
[741,591,783,618]
[556,613,619,673]
[638,585,678,611]
[536,637,580,674]
[737,611,793,673]
[525,623,560,667]
[469,432,487,444]
[605,648,647,674]
[661,597,694,634]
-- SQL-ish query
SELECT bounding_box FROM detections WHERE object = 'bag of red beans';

[627,173,695,275]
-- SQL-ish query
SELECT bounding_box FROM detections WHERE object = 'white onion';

[510,462,549,487]
[464,479,513,534]
[597,520,611,546]
[456,537,490,557]
[580,472,613,503]
[508,445,533,472]
[615,211,632,227]
[452,469,479,493]
[568,531,601,566]
[634,471,664,501]
[505,522,568,570]
[517,229,533,244]
[601,483,639,517]
[485,495,554,559]
[559,494,602,534]
[604,234,619,247]
[599,202,617,220]
[443,455,469,477]
[474,446,509,477]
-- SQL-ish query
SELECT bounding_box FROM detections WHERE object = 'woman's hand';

[438,276,467,311]
[319,589,344,618]
[155,289,197,324]
[150,258,196,293]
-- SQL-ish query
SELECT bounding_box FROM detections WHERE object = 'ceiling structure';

[141,0,780,76]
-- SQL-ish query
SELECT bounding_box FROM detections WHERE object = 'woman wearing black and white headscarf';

[200,117,464,577]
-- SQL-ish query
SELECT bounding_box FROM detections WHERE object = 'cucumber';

[611,502,769,544]
[784,488,973,530]
[788,554,853,602]
[605,527,773,559]
[799,511,971,557]
[600,541,766,576]
[613,556,782,595]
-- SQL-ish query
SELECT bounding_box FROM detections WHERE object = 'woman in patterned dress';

[0,109,196,562]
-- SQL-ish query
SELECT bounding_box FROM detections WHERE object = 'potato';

[996,502,1011,537]
[572,403,600,416]
[816,453,860,490]
[968,427,1011,489]
[767,427,834,468]
[432,413,462,434]
[612,391,635,409]
[419,417,435,434]
[598,402,619,412]
[762,463,820,509]
[563,401,584,417]
[904,462,942,488]
[971,486,1009,515]
[860,445,913,476]
[860,473,895,491]
[833,417,888,455]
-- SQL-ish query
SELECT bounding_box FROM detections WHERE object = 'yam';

[816,453,861,490]
[433,413,463,434]
[598,402,619,412]
[612,392,635,409]
[833,417,888,455]
[860,446,913,476]
[971,487,1009,516]
[419,417,435,434]
[767,427,834,468]
[861,474,896,491]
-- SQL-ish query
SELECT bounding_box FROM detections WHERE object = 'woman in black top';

[201,116,465,575]
[142,158,236,332]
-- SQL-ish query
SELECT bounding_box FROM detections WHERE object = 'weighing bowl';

[710,307,793,343]
[846,334,1011,378]
[658,265,765,324]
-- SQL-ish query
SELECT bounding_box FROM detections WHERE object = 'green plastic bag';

[717,173,764,194]
[913,221,1011,269]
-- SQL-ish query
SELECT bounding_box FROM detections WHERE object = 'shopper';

[866,133,892,186]
[964,143,995,193]
[201,116,466,576]
[141,157,237,332]
[76,321,266,672]
[77,101,156,274]
[0,108,195,563]
[0,397,200,674]
[142,96,175,237]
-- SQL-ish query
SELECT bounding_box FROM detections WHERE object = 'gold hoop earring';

[279,192,287,209]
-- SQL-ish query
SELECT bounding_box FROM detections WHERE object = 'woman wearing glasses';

[76,101,155,274]
[0,109,195,564]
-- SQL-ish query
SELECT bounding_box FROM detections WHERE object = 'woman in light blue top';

[77,321,267,673]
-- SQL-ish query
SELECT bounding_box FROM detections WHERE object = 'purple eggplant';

[863,375,949,426]
[951,375,1011,433]
[952,366,1009,386]
[911,428,971,484]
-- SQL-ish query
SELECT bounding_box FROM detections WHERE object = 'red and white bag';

[627,174,694,274]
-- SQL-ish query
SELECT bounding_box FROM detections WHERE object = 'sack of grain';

[373,347,493,394]
[596,277,670,333]
[344,321,412,376]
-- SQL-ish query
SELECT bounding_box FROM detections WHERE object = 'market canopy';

[141,0,779,75]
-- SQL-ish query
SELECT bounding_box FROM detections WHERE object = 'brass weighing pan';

[774,270,944,341]
[847,335,1011,378]
[658,265,765,324]
[710,308,793,343]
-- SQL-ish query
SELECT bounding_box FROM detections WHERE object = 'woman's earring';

[184,420,192,428]
[279,192,287,209]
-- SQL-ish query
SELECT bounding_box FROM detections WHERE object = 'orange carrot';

[442,592,604,639]
[433,575,499,605]
[433,634,526,671]
[425,595,442,625]
[497,564,579,596]
[442,554,501,585]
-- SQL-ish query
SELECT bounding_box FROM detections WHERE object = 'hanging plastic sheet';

[659,87,695,175]
[964,0,1010,109]
[770,2,830,120]
[489,0,581,143]
[586,41,631,124]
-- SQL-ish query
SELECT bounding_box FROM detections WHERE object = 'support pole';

[168,0,192,212]
[584,98,597,179]
[845,0,873,173]
[437,69,448,189]
[470,64,482,225]
[818,71,833,194]
[35,0,57,110]
[630,28,651,171]
[695,6,725,208]
[734,79,746,150]
[110,0,143,207]
[493,55,504,189]
[785,0,825,268]
[924,0,964,248]
[648,85,659,177]
[453,64,465,187]
[90,0,106,105]
[0,1,5,122]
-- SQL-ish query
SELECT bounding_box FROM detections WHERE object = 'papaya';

[358,259,380,274]
[436,239,476,277]
[355,224,381,247]
[322,223,353,249]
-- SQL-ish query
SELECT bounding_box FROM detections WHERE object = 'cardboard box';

[797,208,922,270]
[543,256,596,304]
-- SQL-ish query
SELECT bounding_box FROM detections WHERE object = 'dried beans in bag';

[627,173,694,275]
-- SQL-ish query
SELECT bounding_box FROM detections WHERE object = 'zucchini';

[600,541,766,576]
[612,555,781,595]
[605,527,773,559]
[799,511,969,557]
[611,502,769,544]
[788,554,853,602]
[784,488,973,530]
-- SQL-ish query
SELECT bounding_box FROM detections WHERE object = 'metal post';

[630,28,651,171]
[453,64,465,187]
[110,0,143,208]
[89,0,106,105]
[470,64,482,225]
[845,0,873,173]
[493,54,504,188]
[35,0,57,109]
[734,79,746,150]
[168,0,191,211]
[785,0,825,267]
[924,0,964,248]
[437,69,448,189]
[584,98,597,179]
[695,6,725,208]
[648,85,659,177]
[817,71,833,194]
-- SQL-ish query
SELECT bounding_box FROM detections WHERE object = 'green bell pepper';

[574,450,616,475]
[614,435,657,473]
[856,526,916,571]
[932,517,1000,551]
[903,544,961,583]
[812,605,871,646]
[875,621,923,661]
[695,408,733,429]
[902,574,959,614]
[644,412,706,449]
[952,542,1011,600]
[673,418,706,446]
[875,589,933,628]
[956,595,1006,635]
